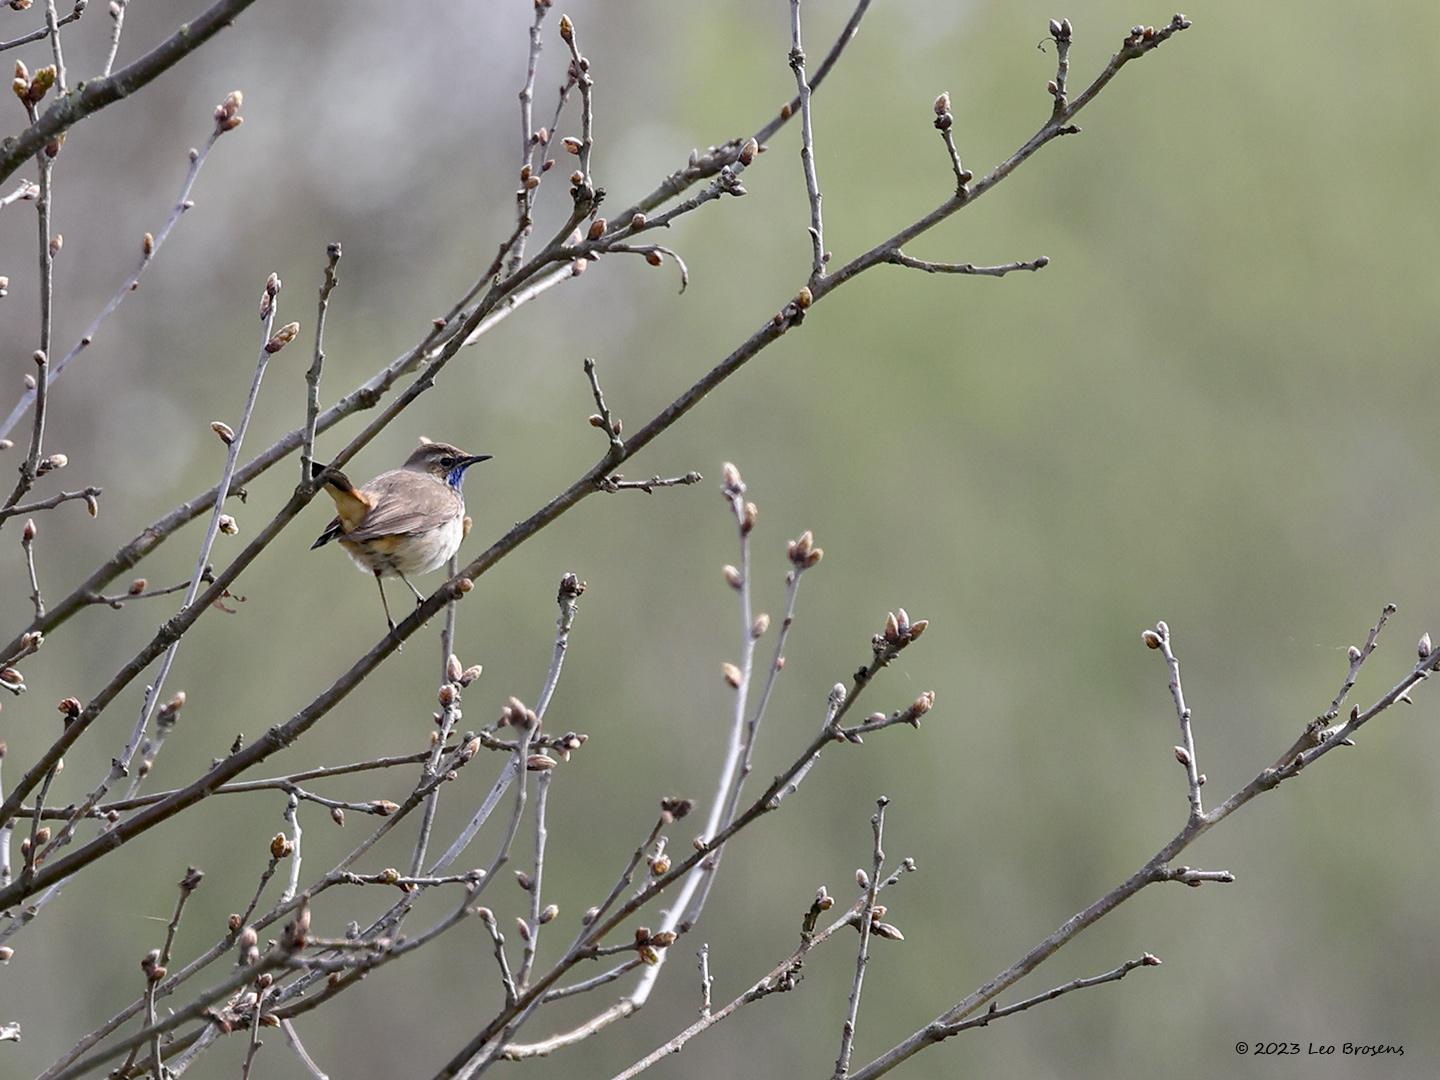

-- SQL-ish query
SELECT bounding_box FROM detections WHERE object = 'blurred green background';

[2,1,1437,1077]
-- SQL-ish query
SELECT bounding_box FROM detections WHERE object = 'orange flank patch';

[341,533,404,556]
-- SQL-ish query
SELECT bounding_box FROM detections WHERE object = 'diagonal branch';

[939,953,1160,1036]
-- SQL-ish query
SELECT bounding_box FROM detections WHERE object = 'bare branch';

[597,472,703,494]
[887,251,1049,277]
[20,518,42,617]
[0,484,99,523]
[301,242,342,482]
[939,953,1161,1036]
[1149,621,1204,820]
[833,798,888,1079]
[789,0,826,283]
[101,0,128,77]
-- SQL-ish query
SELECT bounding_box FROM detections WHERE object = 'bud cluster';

[787,530,824,569]
[498,695,538,730]
[214,89,244,134]
[874,607,927,655]
[12,61,57,107]
[260,272,281,319]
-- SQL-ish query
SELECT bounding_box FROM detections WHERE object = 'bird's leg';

[373,570,399,639]
[397,571,426,607]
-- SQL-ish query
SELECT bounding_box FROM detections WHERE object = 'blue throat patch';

[445,463,471,490]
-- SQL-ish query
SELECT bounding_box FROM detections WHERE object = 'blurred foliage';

[0,1,1437,1078]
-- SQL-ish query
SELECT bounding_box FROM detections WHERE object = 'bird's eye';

[442,456,457,468]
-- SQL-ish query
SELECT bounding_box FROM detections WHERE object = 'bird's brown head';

[403,442,493,489]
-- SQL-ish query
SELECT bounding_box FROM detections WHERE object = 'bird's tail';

[310,462,372,548]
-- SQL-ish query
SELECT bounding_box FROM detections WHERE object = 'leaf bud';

[265,322,301,354]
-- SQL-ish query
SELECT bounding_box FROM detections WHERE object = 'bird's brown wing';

[338,470,458,543]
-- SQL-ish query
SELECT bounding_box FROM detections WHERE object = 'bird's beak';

[463,454,493,467]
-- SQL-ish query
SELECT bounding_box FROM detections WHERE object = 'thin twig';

[0,485,99,523]
[301,242,342,483]
[833,797,887,1079]
[139,867,204,1079]
[939,954,1160,1035]
[597,471,702,494]
[1,111,55,515]
[789,0,826,283]
[280,794,303,903]
[583,357,624,461]
[657,465,760,941]
[409,555,462,876]
[541,958,645,1006]
[887,252,1049,277]
[101,0,127,76]
[559,15,595,204]
[1047,19,1073,116]
[42,0,68,91]
[697,945,712,1018]
[14,746,458,819]
[1153,622,1203,821]
[685,548,812,925]
[504,0,551,275]
[0,178,38,208]
[279,1019,329,1080]
[482,910,520,1006]
[81,574,199,610]
[0,750,11,890]
[20,519,43,617]
[517,772,551,990]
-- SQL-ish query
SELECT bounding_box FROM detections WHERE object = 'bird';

[311,441,492,634]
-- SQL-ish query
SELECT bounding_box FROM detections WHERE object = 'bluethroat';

[311,441,492,633]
